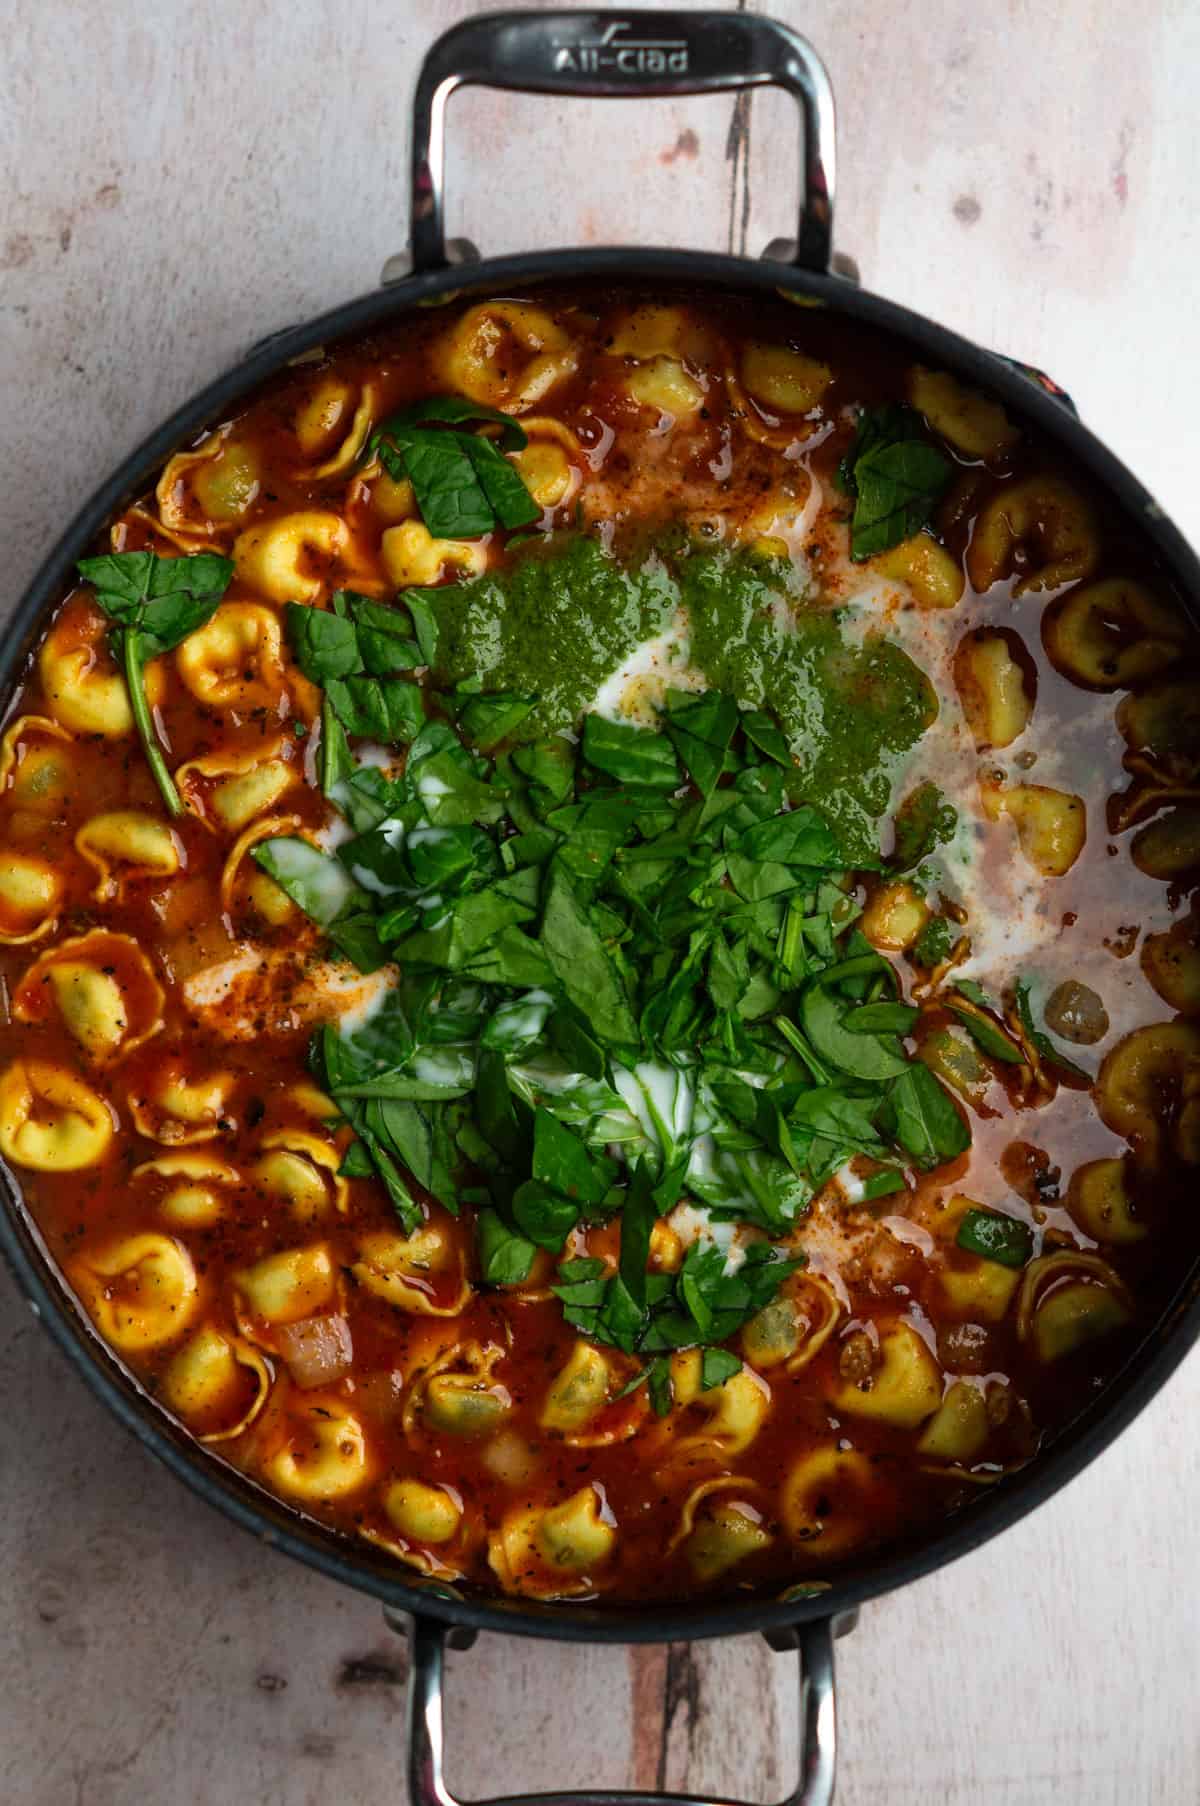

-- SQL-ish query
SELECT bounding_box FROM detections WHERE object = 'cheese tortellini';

[981,779,1086,877]
[39,605,165,736]
[967,476,1098,596]
[175,602,293,709]
[72,1233,200,1351]
[250,1130,347,1222]
[0,1060,113,1170]
[437,301,577,412]
[75,812,182,903]
[0,851,64,944]
[262,1394,373,1501]
[488,1483,616,1597]
[128,1060,237,1145]
[233,514,347,606]
[176,745,298,832]
[828,1322,942,1429]
[13,931,163,1064]
[161,1324,272,1441]
[350,1223,471,1316]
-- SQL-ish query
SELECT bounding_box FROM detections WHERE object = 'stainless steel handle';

[409,9,837,275]
[393,1611,842,1806]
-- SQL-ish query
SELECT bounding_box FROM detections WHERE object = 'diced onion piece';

[275,1313,354,1389]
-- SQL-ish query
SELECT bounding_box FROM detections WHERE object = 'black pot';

[3,14,1197,1806]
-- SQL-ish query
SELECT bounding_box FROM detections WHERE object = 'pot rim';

[3,243,1198,1644]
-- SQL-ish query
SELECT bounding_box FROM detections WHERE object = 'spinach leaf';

[77,549,233,815]
[325,675,424,742]
[477,1206,537,1284]
[459,692,537,751]
[889,1063,970,1168]
[368,398,537,538]
[541,865,638,1046]
[956,1206,1033,1268]
[948,1002,1024,1065]
[840,406,952,561]
[700,1348,743,1389]
[582,713,680,789]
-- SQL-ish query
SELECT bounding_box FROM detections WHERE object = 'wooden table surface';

[2,3,1198,1802]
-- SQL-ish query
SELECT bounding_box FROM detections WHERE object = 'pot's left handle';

[389,1611,844,1806]
[407,9,836,276]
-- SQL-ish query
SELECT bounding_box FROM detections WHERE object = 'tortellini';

[663,1348,770,1459]
[1043,580,1186,690]
[488,1483,616,1597]
[175,603,293,710]
[383,1478,463,1547]
[0,851,63,944]
[671,1477,773,1582]
[232,514,347,606]
[75,812,182,903]
[936,1194,1022,1321]
[176,745,298,832]
[539,1340,645,1445]
[916,1380,991,1465]
[0,1060,113,1171]
[508,417,581,510]
[132,1151,240,1229]
[981,779,1086,877]
[625,357,706,421]
[350,1223,471,1316]
[403,1340,511,1440]
[1131,806,1200,881]
[1141,919,1200,1013]
[860,879,930,953]
[128,1060,237,1145]
[39,604,164,736]
[157,430,261,532]
[72,1233,199,1351]
[250,1131,347,1222]
[365,1477,472,1581]
[290,379,378,477]
[1095,1022,1200,1164]
[829,1322,942,1429]
[954,630,1034,748]
[0,715,76,821]
[262,1394,373,1501]
[741,1272,842,1373]
[380,521,489,589]
[966,476,1098,596]
[873,534,965,610]
[218,812,306,918]
[740,342,833,416]
[437,301,577,412]
[909,367,1018,460]
[234,1243,338,1328]
[1016,1252,1131,1362]
[1066,1157,1147,1244]
[781,1446,877,1556]
[161,1324,272,1441]
[1117,678,1200,775]
[13,931,163,1064]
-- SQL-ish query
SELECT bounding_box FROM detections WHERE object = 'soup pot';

[3,13,1198,1806]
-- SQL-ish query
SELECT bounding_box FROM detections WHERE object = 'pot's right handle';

[409,9,837,276]
[392,1611,843,1806]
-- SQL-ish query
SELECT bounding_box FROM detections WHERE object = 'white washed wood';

[1,3,1198,1803]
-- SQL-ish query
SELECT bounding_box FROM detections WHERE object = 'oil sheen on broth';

[1,287,1197,1606]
